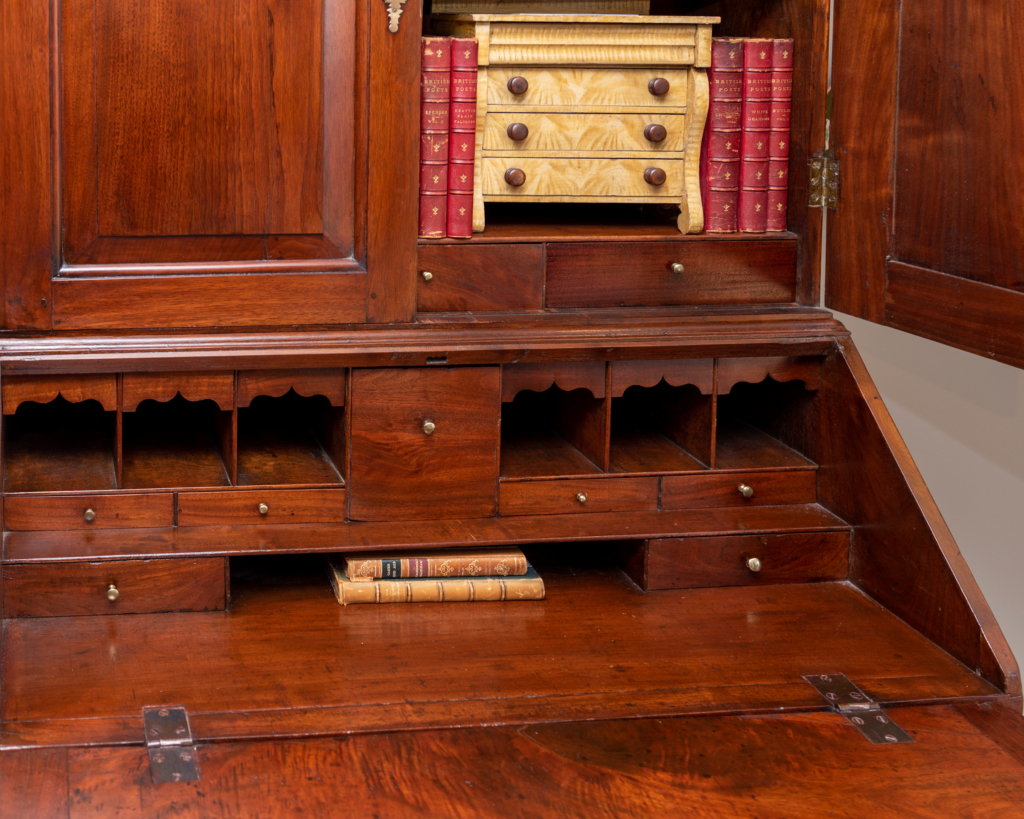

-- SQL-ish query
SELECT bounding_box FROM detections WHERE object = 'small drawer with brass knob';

[662,471,817,510]
[4,493,175,532]
[499,477,658,517]
[177,488,347,526]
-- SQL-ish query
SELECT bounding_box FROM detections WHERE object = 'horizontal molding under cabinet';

[484,113,686,153]
[2,557,227,617]
[499,477,659,516]
[177,488,347,527]
[662,471,817,510]
[5,493,175,531]
[483,157,684,200]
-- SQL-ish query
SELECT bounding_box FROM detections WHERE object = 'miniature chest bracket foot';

[143,705,201,783]
[803,674,914,744]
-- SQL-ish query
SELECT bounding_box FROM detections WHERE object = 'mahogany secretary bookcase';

[2,0,1024,813]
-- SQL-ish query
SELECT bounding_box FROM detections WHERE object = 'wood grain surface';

[499,476,657,515]
[4,492,173,531]
[662,469,816,510]
[717,355,821,394]
[417,244,544,312]
[122,372,234,412]
[484,112,687,152]
[486,67,691,108]
[178,489,347,526]
[2,374,117,415]
[611,359,714,397]
[237,369,346,408]
[502,362,606,401]
[483,157,684,199]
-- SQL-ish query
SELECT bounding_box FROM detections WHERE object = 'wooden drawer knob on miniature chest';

[648,77,670,96]
[505,168,526,187]
[507,76,529,95]
[746,557,762,573]
[106,584,120,602]
[644,124,667,143]
[644,167,667,186]
[507,122,529,141]
[84,508,96,522]
[258,503,269,516]
[738,484,754,498]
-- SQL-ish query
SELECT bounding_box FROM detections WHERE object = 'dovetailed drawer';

[500,477,659,516]
[483,113,687,153]
[2,558,227,617]
[4,493,175,531]
[662,470,817,510]
[177,489,347,527]
[483,157,684,200]
[487,68,691,109]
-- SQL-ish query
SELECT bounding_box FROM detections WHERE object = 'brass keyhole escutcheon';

[738,484,754,498]
[576,492,587,504]
[746,557,762,573]
[84,508,96,522]
[422,419,436,435]
[107,584,120,602]
[258,503,269,515]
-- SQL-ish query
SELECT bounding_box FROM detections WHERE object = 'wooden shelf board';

[3,431,117,494]
[237,425,343,487]
[715,417,815,470]
[501,425,603,478]
[609,427,708,473]
[122,431,230,489]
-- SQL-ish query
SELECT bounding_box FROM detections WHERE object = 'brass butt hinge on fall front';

[143,705,201,783]
[808,155,839,209]
[803,674,914,744]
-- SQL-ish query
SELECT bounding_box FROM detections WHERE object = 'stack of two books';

[327,548,545,605]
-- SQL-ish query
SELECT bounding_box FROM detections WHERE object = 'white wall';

[835,313,1024,665]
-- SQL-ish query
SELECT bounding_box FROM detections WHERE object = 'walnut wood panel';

[610,359,713,397]
[1,374,117,415]
[483,157,685,199]
[417,244,544,312]
[502,362,606,401]
[4,493,173,531]
[0,748,68,819]
[636,531,850,590]
[177,489,347,527]
[717,356,821,394]
[2,557,226,617]
[122,372,234,412]
[52,272,368,330]
[486,67,692,109]
[349,367,500,521]
[545,240,797,307]
[483,112,687,152]
[237,369,346,408]
[663,470,816,510]
[499,476,658,516]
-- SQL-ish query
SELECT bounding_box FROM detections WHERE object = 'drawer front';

[417,244,544,312]
[483,113,687,153]
[177,488,347,526]
[546,240,797,307]
[483,158,684,199]
[500,477,659,516]
[662,471,817,510]
[487,68,691,110]
[644,532,850,590]
[485,23,700,67]
[349,367,500,521]
[2,558,227,617]
[4,493,174,531]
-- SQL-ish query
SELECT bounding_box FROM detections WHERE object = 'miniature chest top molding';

[432,14,718,234]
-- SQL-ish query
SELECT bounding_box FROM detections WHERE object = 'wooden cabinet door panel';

[349,368,501,521]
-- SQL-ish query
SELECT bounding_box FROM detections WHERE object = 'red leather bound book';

[767,38,794,232]
[699,38,743,233]
[418,37,451,238]
[738,39,772,233]
[447,37,478,238]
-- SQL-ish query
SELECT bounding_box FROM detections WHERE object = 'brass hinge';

[803,674,913,744]
[808,156,839,210]
[143,706,201,783]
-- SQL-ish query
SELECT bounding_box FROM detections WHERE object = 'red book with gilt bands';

[767,38,794,232]
[418,37,451,238]
[447,37,478,238]
[699,38,743,233]
[738,39,773,233]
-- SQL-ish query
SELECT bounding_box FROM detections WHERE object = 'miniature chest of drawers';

[433,13,717,233]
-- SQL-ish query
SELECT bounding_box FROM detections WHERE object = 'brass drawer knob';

[671,262,685,275]
[738,484,754,498]
[746,557,762,573]
[421,271,433,281]
[504,167,526,187]
[644,123,667,143]
[422,419,436,435]
[644,167,667,186]
[84,508,96,522]
[576,492,587,504]
[507,122,529,141]
[507,76,529,95]
[258,503,269,515]
[107,584,120,602]
[648,77,670,96]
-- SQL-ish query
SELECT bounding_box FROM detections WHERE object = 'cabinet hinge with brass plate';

[808,156,839,210]
[143,705,201,783]
[803,674,914,744]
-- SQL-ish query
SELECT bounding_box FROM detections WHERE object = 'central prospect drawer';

[2,557,227,617]
[500,477,659,516]
[483,113,687,153]
[662,470,816,509]
[483,157,684,199]
[487,68,691,109]
[546,240,797,308]
[177,489,347,526]
[4,493,174,531]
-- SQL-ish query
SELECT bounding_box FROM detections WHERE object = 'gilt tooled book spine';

[447,37,478,238]
[343,548,527,581]
[738,39,773,233]
[699,38,743,233]
[766,38,794,232]
[418,37,451,238]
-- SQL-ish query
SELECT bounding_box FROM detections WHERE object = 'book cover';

[418,37,451,238]
[447,37,478,238]
[700,38,743,233]
[343,548,527,581]
[767,38,794,232]
[738,39,773,233]
[327,557,545,606]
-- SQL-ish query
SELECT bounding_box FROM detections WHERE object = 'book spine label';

[346,551,528,580]
[447,37,478,239]
[419,37,451,238]
[701,38,743,234]
[336,575,545,605]
[767,38,794,232]
[738,39,773,233]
